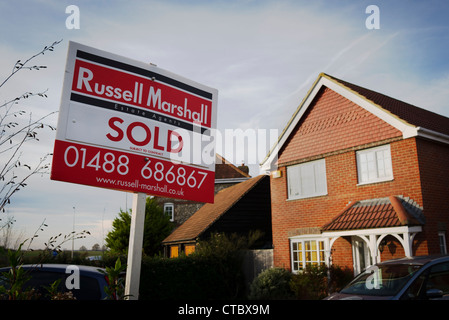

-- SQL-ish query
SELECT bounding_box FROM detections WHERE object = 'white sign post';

[125,192,146,300]
[51,42,218,300]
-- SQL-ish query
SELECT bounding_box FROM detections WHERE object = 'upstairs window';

[164,203,174,222]
[287,159,327,200]
[356,144,393,185]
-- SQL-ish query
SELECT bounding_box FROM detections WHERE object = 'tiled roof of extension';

[325,74,449,136]
[322,196,425,231]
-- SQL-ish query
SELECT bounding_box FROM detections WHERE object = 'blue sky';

[1,0,449,249]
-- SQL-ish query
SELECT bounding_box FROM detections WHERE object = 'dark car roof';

[0,264,106,274]
[378,254,449,267]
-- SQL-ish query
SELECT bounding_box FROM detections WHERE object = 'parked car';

[0,264,112,300]
[325,255,449,300]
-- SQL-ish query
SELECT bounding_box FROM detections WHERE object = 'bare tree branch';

[0,40,62,89]
[0,40,61,214]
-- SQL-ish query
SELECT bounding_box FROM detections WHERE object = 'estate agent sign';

[51,42,218,203]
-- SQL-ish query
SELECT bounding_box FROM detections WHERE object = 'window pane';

[305,251,311,261]
[315,161,327,194]
[366,152,376,180]
[305,241,311,250]
[358,153,369,182]
[300,164,314,197]
[357,145,393,184]
[287,159,327,199]
[287,165,301,197]
[320,251,325,261]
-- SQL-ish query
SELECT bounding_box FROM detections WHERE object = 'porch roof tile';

[322,196,424,232]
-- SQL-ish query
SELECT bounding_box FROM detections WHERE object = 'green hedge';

[139,254,245,300]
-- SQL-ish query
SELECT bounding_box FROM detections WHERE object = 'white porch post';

[369,234,379,265]
[402,232,413,257]
[323,237,332,266]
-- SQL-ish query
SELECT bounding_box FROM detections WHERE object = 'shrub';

[248,268,295,300]
[290,264,353,300]
[290,265,328,300]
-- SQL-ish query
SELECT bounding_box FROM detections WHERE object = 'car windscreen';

[340,264,423,296]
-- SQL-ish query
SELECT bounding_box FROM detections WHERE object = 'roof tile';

[322,196,424,231]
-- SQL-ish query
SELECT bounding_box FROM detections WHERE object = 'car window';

[340,264,421,296]
[401,261,449,300]
[427,262,449,296]
[400,269,429,300]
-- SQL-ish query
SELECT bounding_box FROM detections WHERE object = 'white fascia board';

[416,127,449,145]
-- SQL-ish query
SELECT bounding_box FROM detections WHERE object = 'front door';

[352,237,372,275]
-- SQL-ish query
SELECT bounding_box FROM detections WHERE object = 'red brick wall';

[416,138,449,254]
[278,87,402,166]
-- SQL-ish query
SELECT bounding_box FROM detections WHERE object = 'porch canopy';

[321,195,425,266]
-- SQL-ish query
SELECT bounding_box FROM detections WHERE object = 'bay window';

[290,239,326,273]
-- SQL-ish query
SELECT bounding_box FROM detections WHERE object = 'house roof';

[162,174,267,244]
[322,196,425,232]
[215,154,251,180]
[261,73,449,171]
[326,74,449,137]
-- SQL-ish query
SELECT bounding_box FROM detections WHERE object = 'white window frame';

[163,202,174,222]
[290,237,326,273]
[356,144,393,185]
[287,159,327,200]
[439,231,447,254]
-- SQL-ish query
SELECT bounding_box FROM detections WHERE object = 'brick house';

[260,73,449,275]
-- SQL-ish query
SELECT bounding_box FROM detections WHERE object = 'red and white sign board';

[51,42,218,203]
